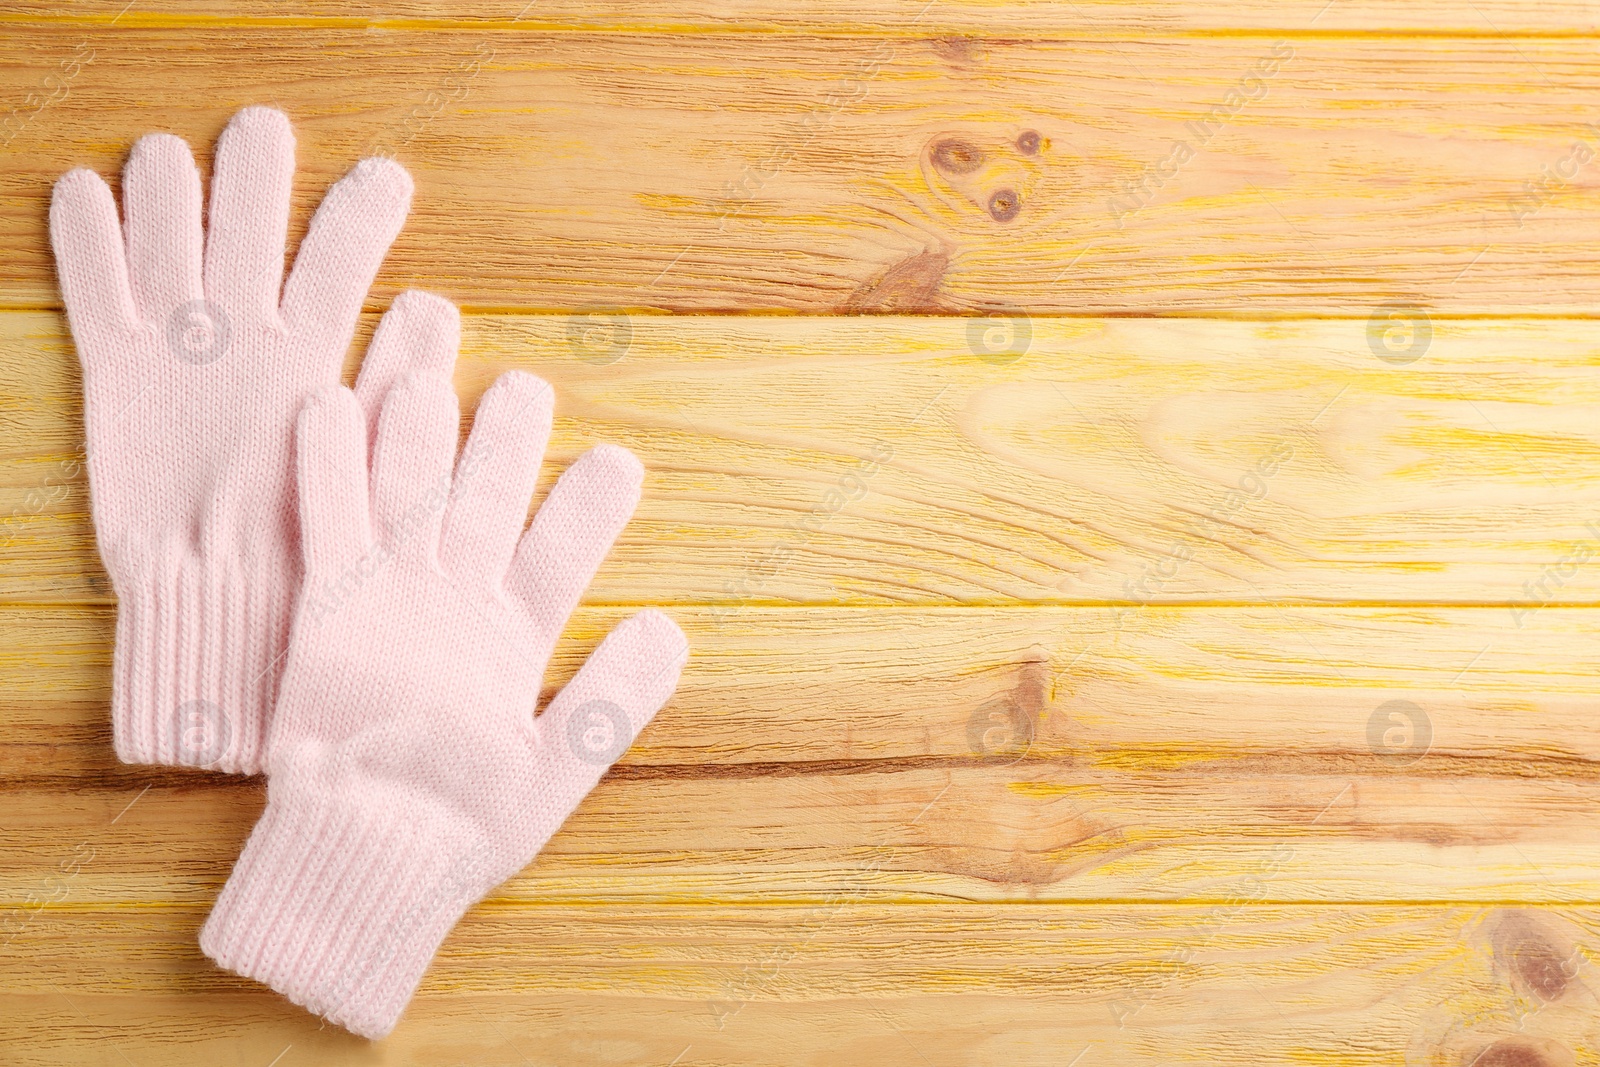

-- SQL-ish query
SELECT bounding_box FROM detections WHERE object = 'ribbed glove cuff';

[110,558,291,773]
[199,789,483,1039]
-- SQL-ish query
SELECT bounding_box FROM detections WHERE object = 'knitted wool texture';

[200,362,689,1039]
[49,106,422,773]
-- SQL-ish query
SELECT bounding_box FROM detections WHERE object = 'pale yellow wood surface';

[9,605,1600,906]
[9,28,1600,313]
[8,1,1600,32]
[6,8,1600,1067]
[5,905,1600,1065]
[15,313,1600,606]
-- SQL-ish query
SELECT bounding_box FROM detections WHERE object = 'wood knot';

[1015,650,1051,717]
[841,249,949,312]
[988,188,1021,222]
[1491,910,1578,1002]
[918,130,1042,226]
[930,36,982,65]
[965,653,1051,761]
[1469,1039,1559,1067]
[929,137,985,176]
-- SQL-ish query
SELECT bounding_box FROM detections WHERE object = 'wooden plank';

[11,312,1600,605]
[7,29,1600,313]
[11,604,1600,770]
[6,1,1600,33]
[13,768,1600,904]
[2,903,1598,1065]
[7,604,1600,904]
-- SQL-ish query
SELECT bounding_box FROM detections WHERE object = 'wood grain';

[12,312,1600,606]
[7,1,1600,35]
[7,4,1600,1062]
[6,604,1600,904]
[4,904,1599,1066]
[7,28,1600,313]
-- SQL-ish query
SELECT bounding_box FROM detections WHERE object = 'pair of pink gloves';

[50,107,688,1039]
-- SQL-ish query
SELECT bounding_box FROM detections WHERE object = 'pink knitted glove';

[50,107,434,772]
[200,368,689,1039]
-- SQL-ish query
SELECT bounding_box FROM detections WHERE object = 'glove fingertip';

[388,288,460,359]
[626,608,689,662]
[127,131,196,170]
[51,168,139,338]
[598,609,689,714]
[392,286,456,324]
[222,105,294,152]
[346,155,414,213]
[578,443,645,496]
[50,167,113,224]
[478,369,553,430]
[52,166,105,192]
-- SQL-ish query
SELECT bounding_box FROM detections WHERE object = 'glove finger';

[505,444,642,641]
[351,289,459,449]
[370,371,458,553]
[123,132,204,328]
[204,106,294,324]
[279,156,412,356]
[439,371,553,586]
[49,169,138,344]
[296,386,372,580]
[526,609,688,832]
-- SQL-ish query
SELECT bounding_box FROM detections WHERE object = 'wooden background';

[7,3,1600,1064]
